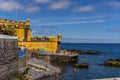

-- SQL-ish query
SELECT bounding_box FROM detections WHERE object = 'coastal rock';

[66,49,100,55]
[74,63,89,68]
[104,58,120,67]
[86,50,100,55]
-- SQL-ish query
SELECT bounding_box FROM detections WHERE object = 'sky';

[0,0,120,43]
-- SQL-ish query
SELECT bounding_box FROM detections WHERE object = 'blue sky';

[0,0,120,43]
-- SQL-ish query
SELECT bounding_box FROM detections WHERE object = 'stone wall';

[0,36,18,80]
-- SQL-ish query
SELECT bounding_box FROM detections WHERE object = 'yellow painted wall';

[18,41,58,53]
[15,29,25,41]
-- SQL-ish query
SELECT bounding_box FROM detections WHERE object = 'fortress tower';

[0,18,62,53]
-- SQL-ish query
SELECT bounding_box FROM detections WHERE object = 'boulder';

[74,63,89,68]
[87,50,100,55]
[104,58,120,67]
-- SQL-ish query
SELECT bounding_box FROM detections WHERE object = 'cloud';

[0,0,40,13]
[42,29,55,34]
[107,29,120,33]
[32,19,106,26]
[31,15,120,26]
[108,1,120,8]
[24,6,40,13]
[62,38,120,43]
[31,15,120,22]
[32,30,39,34]
[0,0,22,11]
[74,5,95,12]
[35,0,52,3]
[100,1,120,9]
[32,29,55,35]
[48,0,71,10]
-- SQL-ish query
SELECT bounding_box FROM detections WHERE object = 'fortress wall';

[18,41,58,53]
[0,35,18,80]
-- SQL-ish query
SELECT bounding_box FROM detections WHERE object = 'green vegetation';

[13,77,25,80]
[8,73,26,80]
[38,48,48,53]
[5,27,15,35]
[9,76,25,80]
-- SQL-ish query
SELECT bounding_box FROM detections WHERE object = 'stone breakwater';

[0,37,18,80]
[27,58,61,80]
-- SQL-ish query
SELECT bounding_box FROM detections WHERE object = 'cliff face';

[0,35,18,80]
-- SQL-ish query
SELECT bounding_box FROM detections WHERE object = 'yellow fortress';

[0,18,62,53]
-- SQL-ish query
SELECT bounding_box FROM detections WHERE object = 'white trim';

[0,34,18,39]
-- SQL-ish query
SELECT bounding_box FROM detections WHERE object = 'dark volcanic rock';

[66,49,100,55]
[104,58,120,67]
[86,50,100,55]
[74,63,89,68]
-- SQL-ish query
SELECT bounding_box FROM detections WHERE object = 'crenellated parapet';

[27,34,62,42]
[0,18,30,29]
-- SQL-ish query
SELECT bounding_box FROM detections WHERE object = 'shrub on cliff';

[5,27,15,35]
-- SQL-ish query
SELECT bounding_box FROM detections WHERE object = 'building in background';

[0,18,62,53]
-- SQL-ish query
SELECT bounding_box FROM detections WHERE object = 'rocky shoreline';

[62,48,101,55]
[9,48,120,80]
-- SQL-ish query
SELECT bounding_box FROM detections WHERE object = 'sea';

[59,43,120,80]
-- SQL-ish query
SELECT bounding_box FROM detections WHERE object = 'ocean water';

[59,43,120,80]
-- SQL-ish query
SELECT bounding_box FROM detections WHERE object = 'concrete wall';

[0,35,18,80]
